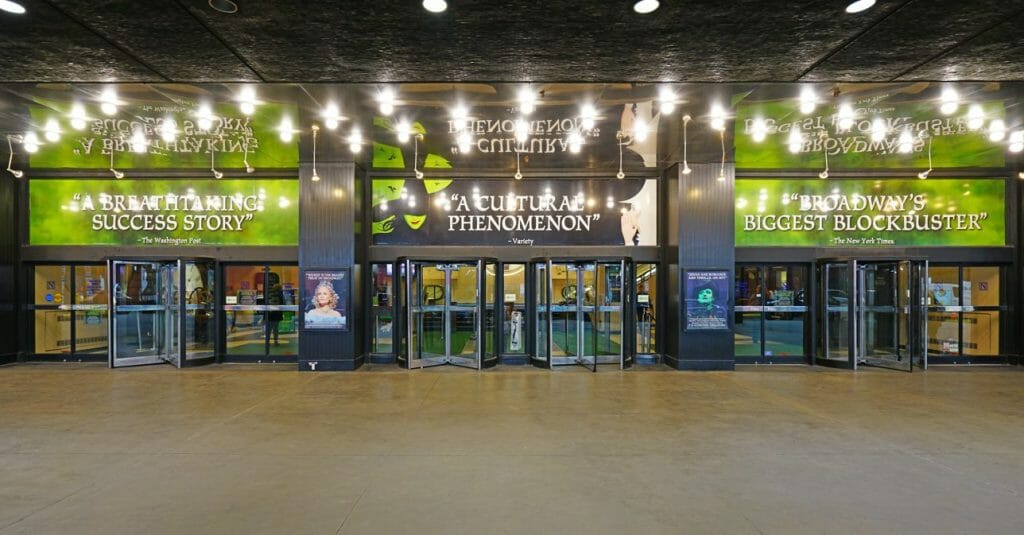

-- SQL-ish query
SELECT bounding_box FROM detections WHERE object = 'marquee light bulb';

[457,131,472,153]
[197,103,214,131]
[837,103,855,132]
[322,102,341,130]
[799,87,817,115]
[378,88,395,116]
[658,86,675,114]
[396,121,411,143]
[568,131,583,153]
[514,119,529,143]
[348,129,363,153]
[100,88,118,116]
[1009,131,1024,153]
[966,104,984,130]
[870,117,887,142]
[634,119,649,142]
[710,103,726,131]
[161,118,177,143]
[787,129,803,153]
[22,131,39,153]
[278,116,294,142]
[750,118,767,142]
[580,103,596,130]
[988,119,1007,142]
[518,87,536,115]
[451,105,469,130]
[43,118,61,142]
[69,103,87,130]
[939,88,959,115]
[238,86,257,115]
[898,130,914,153]
[131,128,147,153]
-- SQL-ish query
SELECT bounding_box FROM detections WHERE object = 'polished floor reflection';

[1,364,1023,534]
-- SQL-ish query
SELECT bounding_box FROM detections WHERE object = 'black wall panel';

[298,161,364,371]
[672,163,735,370]
[0,175,16,363]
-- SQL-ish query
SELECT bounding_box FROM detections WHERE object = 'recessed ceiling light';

[0,1,25,15]
[845,0,876,14]
[423,0,447,13]
[208,0,238,14]
[634,0,659,14]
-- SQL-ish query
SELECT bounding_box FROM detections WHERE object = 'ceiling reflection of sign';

[735,178,1005,247]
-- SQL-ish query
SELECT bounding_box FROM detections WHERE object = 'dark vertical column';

[661,166,680,363]
[671,163,735,370]
[0,174,17,364]
[298,161,365,371]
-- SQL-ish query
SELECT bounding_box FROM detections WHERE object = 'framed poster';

[684,269,731,332]
[301,268,350,332]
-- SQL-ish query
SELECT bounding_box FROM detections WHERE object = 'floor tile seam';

[0,481,95,533]
[334,485,370,535]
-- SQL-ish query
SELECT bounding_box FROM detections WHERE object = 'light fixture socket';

[514,171,523,180]
[616,171,625,179]
[918,170,931,179]
[212,170,224,179]
[111,169,124,179]
[819,171,829,179]
[414,170,424,180]
[681,164,692,175]
[245,164,255,174]
[311,170,321,182]
[1018,172,1024,180]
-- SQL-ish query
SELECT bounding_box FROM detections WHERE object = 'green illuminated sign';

[30,179,298,246]
[736,179,1005,247]
[28,101,299,169]
[735,96,1006,170]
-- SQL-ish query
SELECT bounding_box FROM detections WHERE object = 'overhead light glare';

[197,103,214,131]
[837,103,855,132]
[898,130,914,153]
[349,129,363,153]
[939,88,959,115]
[0,1,26,15]
[22,131,39,153]
[100,88,119,116]
[514,119,529,144]
[43,119,61,143]
[278,116,294,143]
[160,117,178,143]
[633,0,659,14]
[131,128,148,154]
[396,120,411,143]
[580,103,596,130]
[870,117,887,143]
[658,86,676,114]
[988,119,1007,142]
[322,102,341,130]
[1009,131,1024,153]
[568,131,583,153]
[518,87,536,115]
[799,87,817,114]
[845,0,876,14]
[423,0,447,13]
[787,129,803,154]
[966,104,985,130]
[634,119,649,142]
[378,88,395,116]
[751,118,767,143]
[69,103,88,130]
[710,103,726,131]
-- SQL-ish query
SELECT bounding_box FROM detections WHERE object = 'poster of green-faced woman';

[302,269,349,331]
[684,270,730,331]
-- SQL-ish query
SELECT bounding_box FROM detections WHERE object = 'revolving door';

[818,259,928,371]
[398,258,498,369]
[533,258,632,371]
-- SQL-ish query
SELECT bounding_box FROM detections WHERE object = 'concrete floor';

[1,363,1023,534]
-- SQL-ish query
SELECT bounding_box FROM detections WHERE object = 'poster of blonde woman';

[302,269,349,331]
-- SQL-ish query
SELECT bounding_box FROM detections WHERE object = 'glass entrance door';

[109,258,216,368]
[404,259,485,369]
[818,259,926,371]
[534,259,629,371]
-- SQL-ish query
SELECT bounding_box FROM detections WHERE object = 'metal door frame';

[531,257,630,371]
[402,258,491,370]
[817,257,927,371]
[108,257,216,369]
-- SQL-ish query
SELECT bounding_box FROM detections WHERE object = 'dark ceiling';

[0,0,1022,83]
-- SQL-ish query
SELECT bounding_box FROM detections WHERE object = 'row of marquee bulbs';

[11,85,1024,161]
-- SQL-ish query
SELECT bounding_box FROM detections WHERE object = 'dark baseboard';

[676,359,735,371]
[298,355,365,371]
[499,355,529,366]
